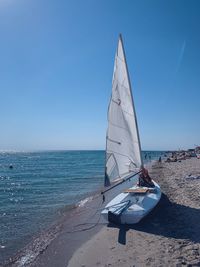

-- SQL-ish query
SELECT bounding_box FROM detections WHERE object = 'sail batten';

[105,35,142,186]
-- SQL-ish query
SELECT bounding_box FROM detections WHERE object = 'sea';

[0,150,165,264]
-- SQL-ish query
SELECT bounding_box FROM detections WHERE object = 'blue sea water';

[0,150,165,264]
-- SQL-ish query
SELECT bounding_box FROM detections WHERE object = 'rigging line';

[74,199,102,227]
[65,213,102,233]
[115,200,131,214]
[64,196,104,233]
[101,170,142,195]
[105,200,131,213]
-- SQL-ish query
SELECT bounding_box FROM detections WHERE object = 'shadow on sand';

[108,193,200,245]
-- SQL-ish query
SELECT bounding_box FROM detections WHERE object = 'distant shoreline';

[0,149,170,153]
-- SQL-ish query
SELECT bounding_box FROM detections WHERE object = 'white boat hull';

[101,180,161,224]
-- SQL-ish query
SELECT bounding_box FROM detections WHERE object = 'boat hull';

[101,180,161,224]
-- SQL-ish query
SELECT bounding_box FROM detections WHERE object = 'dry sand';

[68,158,200,267]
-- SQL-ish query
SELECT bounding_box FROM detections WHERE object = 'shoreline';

[3,188,104,267]
[4,160,156,267]
[3,156,165,267]
[1,150,164,266]
[3,156,200,266]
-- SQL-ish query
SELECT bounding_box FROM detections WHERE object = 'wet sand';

[6,191,105,267]
[8,157,200,266]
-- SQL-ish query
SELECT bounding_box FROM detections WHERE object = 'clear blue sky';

[0,0,200,151]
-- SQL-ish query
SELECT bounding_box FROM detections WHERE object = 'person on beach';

[139,167,155,187]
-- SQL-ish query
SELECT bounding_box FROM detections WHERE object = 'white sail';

[105,35,143,186]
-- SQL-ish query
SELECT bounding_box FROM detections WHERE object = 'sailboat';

[101,35,161,224]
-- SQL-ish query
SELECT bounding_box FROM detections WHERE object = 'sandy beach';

[7,157,200,267]
[67,157,200,267]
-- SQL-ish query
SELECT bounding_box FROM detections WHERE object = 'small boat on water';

[101,35,161,224]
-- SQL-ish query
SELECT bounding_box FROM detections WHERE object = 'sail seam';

[107,149,138,172]
[111,98,134,117]
[107,137,121,145]
[113,81,131,97]
[117,55,125,62]
[108,119,130,132]
[107,149,134,161]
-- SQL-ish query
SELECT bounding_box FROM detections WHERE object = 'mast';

[119,34,143,168]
